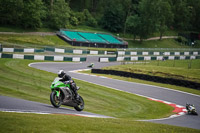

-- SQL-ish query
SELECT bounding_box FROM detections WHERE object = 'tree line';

[0,0,199,40]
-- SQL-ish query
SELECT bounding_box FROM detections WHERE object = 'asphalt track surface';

[0,95,113,118]
[1,56,200,129]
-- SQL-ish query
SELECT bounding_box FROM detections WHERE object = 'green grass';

[0,26,55,32]
[0,34,72,48]
[0,58,174,120]
[1,112,199,133]
[127,39,200,48]
[151,30,178,37]
[103,60,200,83]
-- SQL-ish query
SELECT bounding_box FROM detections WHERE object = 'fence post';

[173,60,175,67]
[188,59,192,69]
[157,60,160,66]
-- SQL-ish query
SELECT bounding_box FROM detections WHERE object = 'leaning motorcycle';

[186,104,198,115]
[50,77,84,111]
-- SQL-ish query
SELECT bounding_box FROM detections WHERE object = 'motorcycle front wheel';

[74,96,84,111]
[50,91,62,108]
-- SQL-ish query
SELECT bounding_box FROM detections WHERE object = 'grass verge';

[1,112,199,133]
[0,34,72,48]
[103,60,200,83]
[127,39,200,48]
[0,112,199,133]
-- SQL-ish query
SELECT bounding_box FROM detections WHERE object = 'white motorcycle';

[186,103,198,115]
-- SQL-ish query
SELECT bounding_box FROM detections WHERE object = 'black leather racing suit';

[59,74,78,98]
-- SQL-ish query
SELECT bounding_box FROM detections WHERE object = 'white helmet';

[58,70,65,78]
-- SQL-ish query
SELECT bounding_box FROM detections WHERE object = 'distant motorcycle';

[186,103,198,115]
[50,77,84,111]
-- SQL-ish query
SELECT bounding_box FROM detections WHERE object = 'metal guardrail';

[117,48,200,51]
[1,42,200,56]
[0,53,87,62]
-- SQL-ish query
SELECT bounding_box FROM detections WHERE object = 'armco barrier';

[1,47,107,55]
[91,69,200,90]
[2,48,45,53]
[0,53,86,62]
[117,50,200,56]
[99,55,200,62]
[2,47,200,56]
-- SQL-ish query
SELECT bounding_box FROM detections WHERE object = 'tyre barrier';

[0,53,86,62]
[91,69,200,90]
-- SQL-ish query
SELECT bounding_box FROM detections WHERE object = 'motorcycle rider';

[186,103,193,111]
[58,70,79,100]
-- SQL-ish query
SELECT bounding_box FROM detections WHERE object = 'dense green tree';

[68,9,97,27]
[82,9,97,27]
[126,15,141,40]
[0,0,23,26]
[126,0,155,41]
[154,0,174,40]
[121,0,134,35]
[101,0,125,32]
[0,0,45,29]
[137,0,158,40]
[187,0,200,31]
[21,0,45,29]
[0,0,199,32]
[48,0,70,29]
[127,0,174,41]
[171,0,191,30]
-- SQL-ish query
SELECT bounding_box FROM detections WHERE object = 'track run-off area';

[0,56,200,130]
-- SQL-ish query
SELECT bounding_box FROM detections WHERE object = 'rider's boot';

[74,90,79,100]
[71,82,79,100]
[72,86,79,100]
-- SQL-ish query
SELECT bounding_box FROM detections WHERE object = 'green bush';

[69,10,97,27]
[194,40,200,47]
[75,12,86,24]
[70,16,79,26]
[83,9,97,27]
[177,36,188,44]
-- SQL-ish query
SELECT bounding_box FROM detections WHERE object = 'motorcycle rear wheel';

[50,91,62,108]
[74,96,84,111]
[192,111,198,115]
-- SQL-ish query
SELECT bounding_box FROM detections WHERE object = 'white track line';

[0,109,111,118]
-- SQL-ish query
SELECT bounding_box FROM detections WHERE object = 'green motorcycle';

[50,77,84,111]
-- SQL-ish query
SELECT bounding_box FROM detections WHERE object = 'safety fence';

[99,55,200,62]
[1,47,200,56]
[117,51,200,56]
[0,47,108,55]
[0,53,86,62]
[91,69,200,90]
